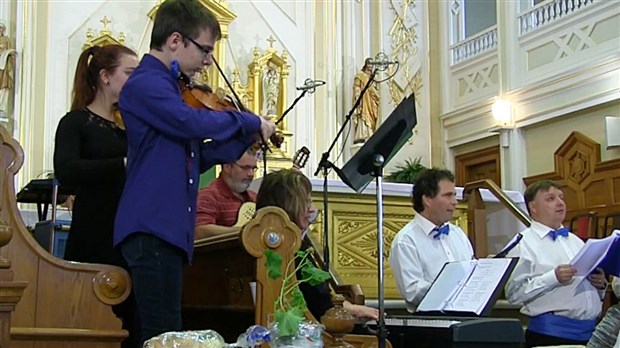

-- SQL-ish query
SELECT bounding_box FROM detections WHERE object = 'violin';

[178,73,284,149]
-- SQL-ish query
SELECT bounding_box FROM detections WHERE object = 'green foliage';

[264,247,331,337]
[265,249,283,279]
[385,157,427,184]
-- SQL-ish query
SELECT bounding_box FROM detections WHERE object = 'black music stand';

[337,93,417,348]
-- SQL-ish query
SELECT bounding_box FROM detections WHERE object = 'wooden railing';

[462,179,531,257]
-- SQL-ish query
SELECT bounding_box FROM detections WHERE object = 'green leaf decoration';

[275,308,304,337]
[266,247,332,337]
[290,288,308,311]
[301,263,332,286]
[264,249,282,279]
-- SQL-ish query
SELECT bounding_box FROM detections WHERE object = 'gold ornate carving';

[229,37,292,164]
[83,16,126,50]
[388,0,423,111]
[338,220,373,235]
[338,250,366,267]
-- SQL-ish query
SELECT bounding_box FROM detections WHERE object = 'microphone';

[367,52,398,71]
[296,78,326,93]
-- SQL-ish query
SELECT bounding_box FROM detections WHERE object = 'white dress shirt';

[389,213,474,312]
[504,221,603,320]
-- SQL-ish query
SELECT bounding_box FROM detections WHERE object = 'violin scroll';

[269,133,284,148]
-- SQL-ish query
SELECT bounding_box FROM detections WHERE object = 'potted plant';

[385,157,427,184]
[264,247,331,347]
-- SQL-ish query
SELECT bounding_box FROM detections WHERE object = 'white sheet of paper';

[570,232,619,276]
[417,258,511,314]
[444,258,512,314]
[416,260,476,312]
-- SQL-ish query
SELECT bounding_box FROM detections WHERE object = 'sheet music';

[417,258,512,315]
[416,260,476,312]
[444,258,511,314]
[571,231,620,277]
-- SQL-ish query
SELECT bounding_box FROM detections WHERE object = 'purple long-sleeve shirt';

[114,54,260,261]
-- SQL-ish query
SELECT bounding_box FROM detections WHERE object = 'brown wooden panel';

[523,132,620,234]
[583,179,607,208]
[455,146,501,187]
[613,177,620,205]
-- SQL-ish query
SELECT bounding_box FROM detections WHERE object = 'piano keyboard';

[368,316,462,328]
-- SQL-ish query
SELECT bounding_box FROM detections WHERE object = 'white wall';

[11,0,431,187]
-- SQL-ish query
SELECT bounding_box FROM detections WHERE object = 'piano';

[367,315,524,348]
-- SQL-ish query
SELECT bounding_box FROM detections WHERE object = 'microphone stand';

[494,233,523,258]
[314,68,378,271]
[275,89,308,126]
[260,88,311,178]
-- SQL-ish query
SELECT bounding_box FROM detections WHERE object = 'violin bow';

[211,57,271,152]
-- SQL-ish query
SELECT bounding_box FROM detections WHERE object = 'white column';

[499,127,526,192]
[496,0,526,191]
[0,2,10,24]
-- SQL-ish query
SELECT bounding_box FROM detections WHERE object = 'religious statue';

[0,21,16,121]
[263,68,279,117]
[352,58,379,144]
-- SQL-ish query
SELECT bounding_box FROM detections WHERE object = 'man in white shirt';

[505,180,607,347]
[389,168,474,312]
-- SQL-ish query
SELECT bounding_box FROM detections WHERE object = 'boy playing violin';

[113,0,276,345]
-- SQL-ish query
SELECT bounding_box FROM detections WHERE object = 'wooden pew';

[0,125,131,348]
[184,206,387,347]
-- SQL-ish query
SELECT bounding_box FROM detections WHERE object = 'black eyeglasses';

[179,32,212,57]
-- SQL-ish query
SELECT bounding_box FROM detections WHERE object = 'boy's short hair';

[411,168,455,213]
[150,0,222,50]
[523,180,562,214]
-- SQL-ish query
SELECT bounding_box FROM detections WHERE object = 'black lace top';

[53,108,127,266]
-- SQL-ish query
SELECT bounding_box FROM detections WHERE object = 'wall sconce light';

[492,97,512,126]
[490,97,514,148]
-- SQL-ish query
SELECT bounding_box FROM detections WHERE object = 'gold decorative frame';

[229,37,293,163]
[83,16,126,50]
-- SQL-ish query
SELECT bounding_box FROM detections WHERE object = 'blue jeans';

[120,233,184,346]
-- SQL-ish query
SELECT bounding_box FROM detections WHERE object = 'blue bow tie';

[433,224,450,239]
[548,227,569,241]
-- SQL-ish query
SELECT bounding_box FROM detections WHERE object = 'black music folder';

[416,257,518,317]
[339,93,417,193]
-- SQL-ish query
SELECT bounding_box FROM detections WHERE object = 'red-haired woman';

[54,44,137,265]
[53,44,139,347]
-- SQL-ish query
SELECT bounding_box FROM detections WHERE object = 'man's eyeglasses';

[233,163,258,173]
[179,32,212,57]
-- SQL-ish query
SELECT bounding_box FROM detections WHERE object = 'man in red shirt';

[195,148,259,239]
